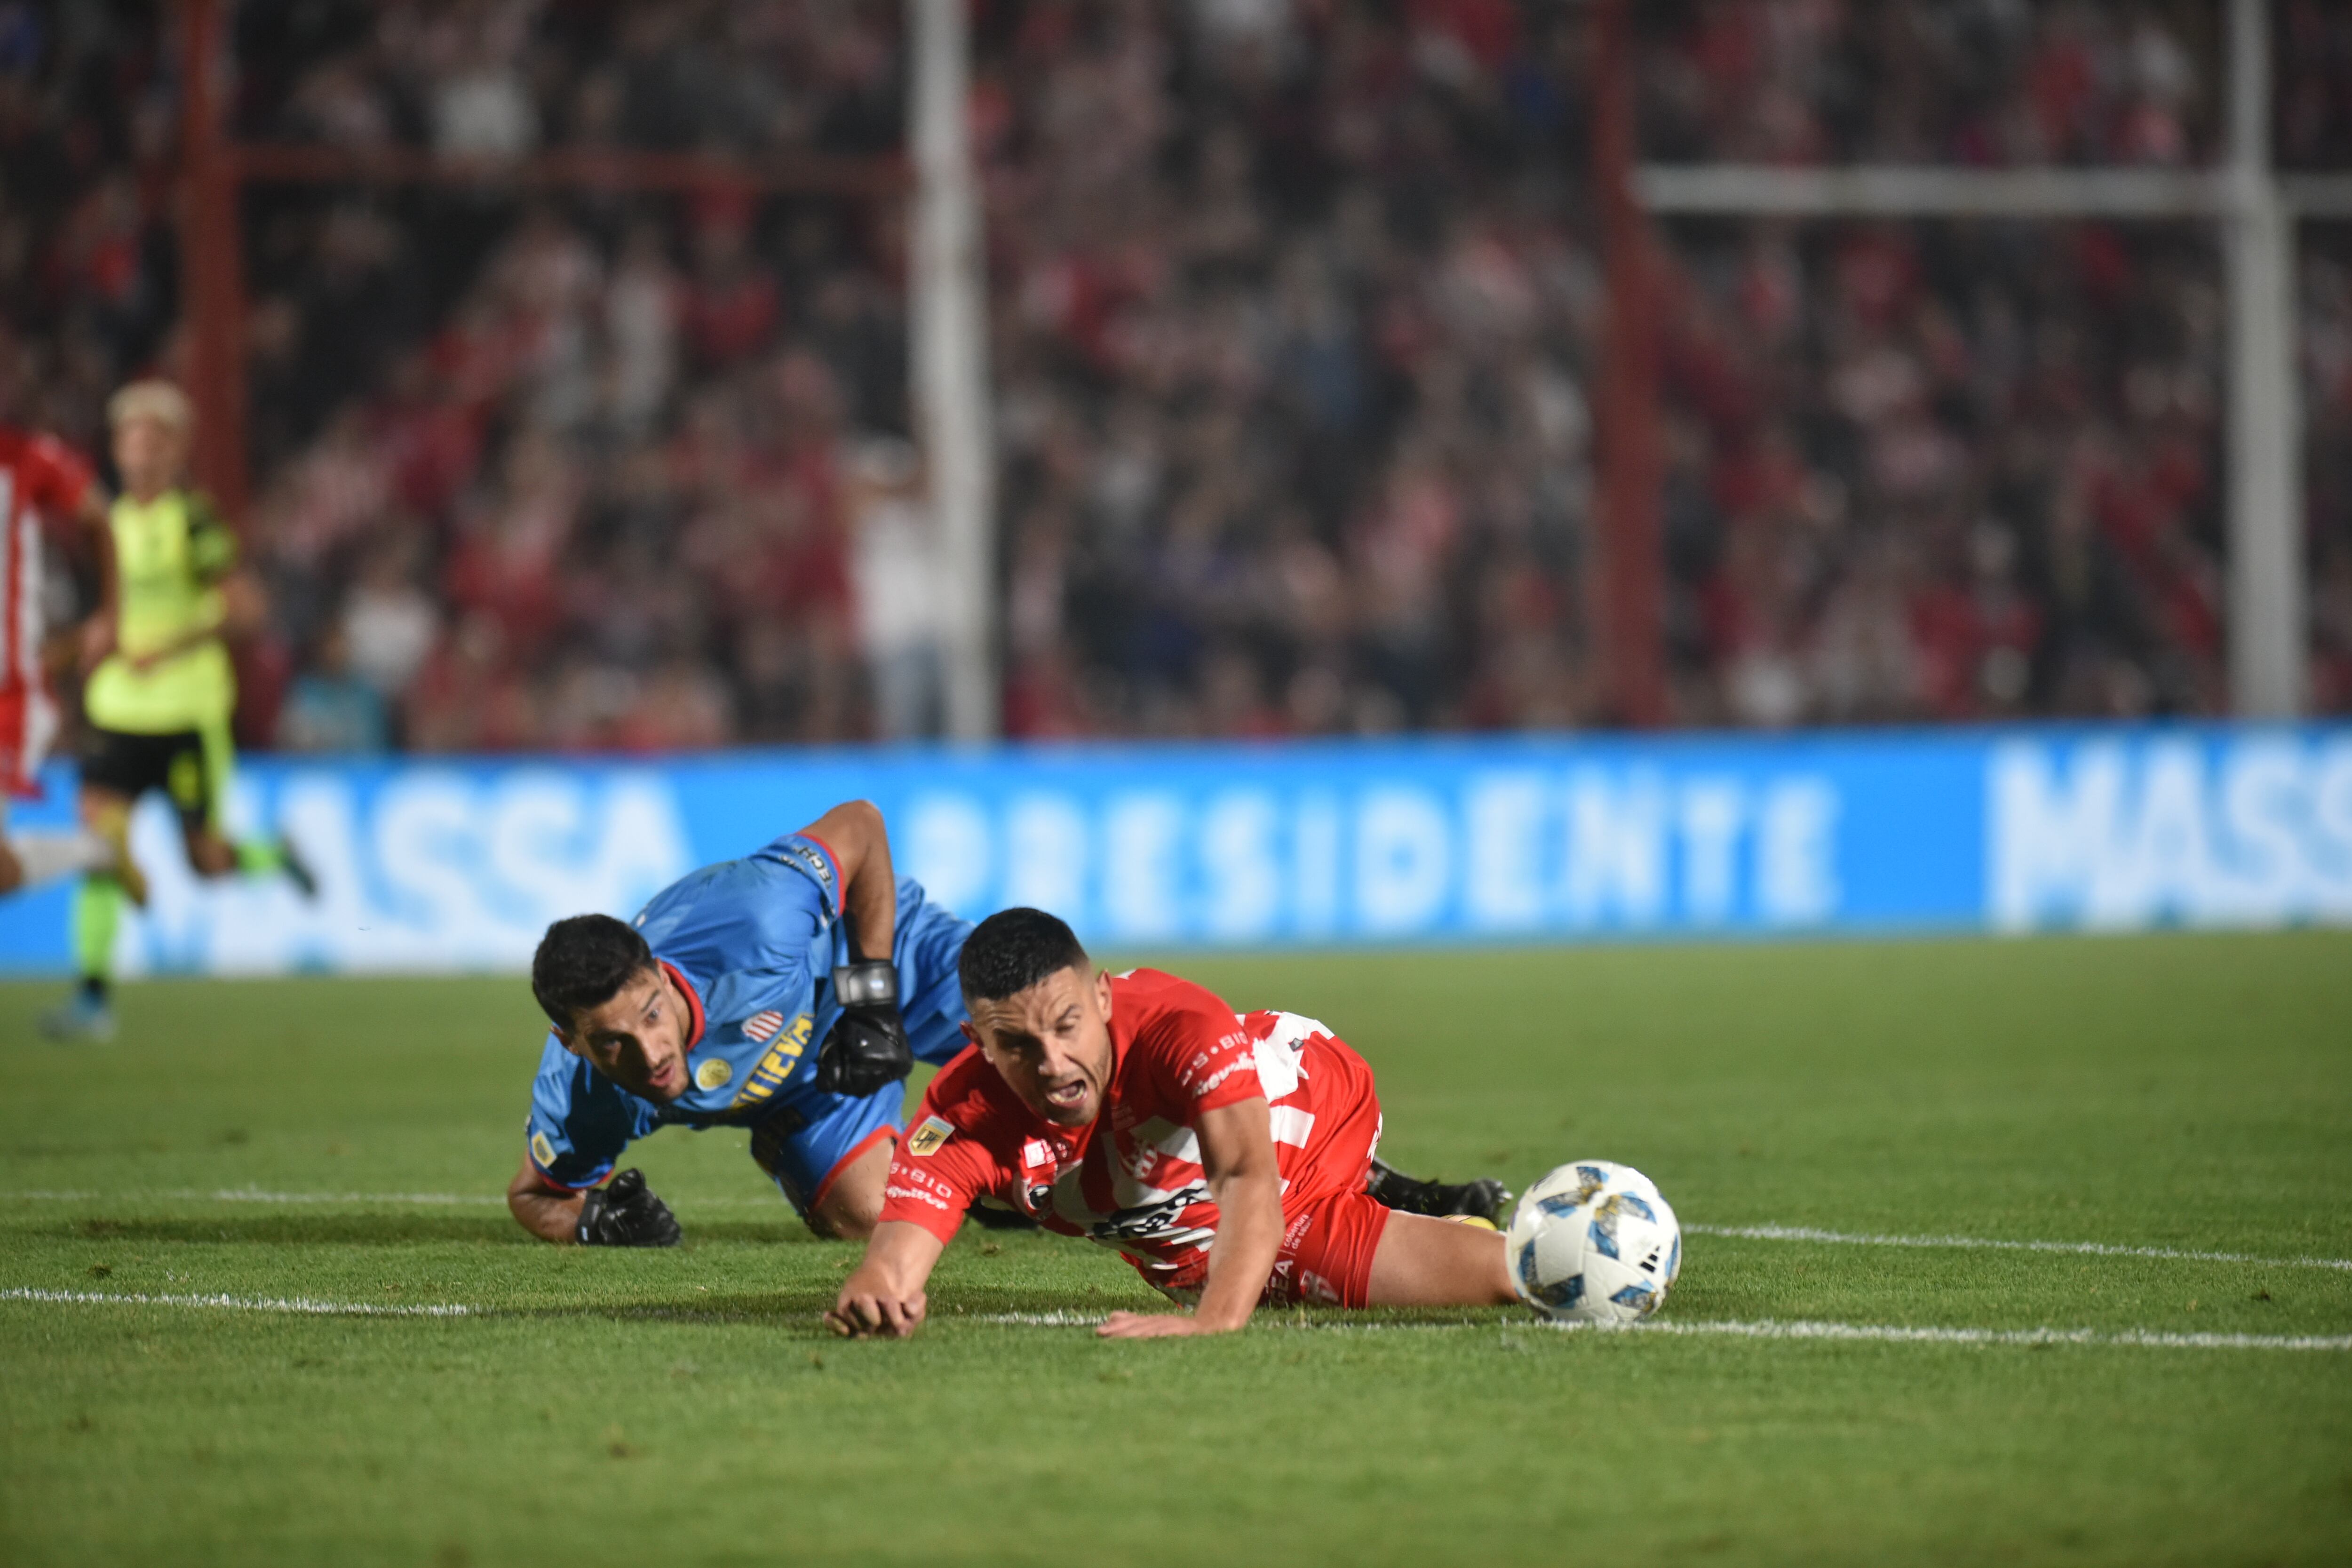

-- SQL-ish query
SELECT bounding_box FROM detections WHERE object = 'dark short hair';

[532,914,656,1028]
[959,907,1090,1003]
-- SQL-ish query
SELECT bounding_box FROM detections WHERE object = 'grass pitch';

[3,932,2349,1567]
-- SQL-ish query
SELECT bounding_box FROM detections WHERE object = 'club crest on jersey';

[694,1057,733,1091]
[743,1011,784,1044]
[906,1116,954,1158]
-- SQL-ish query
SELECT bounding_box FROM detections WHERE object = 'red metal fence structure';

[172,0,1681,737]
[170,0,905,541]
[1588,0,1667,729]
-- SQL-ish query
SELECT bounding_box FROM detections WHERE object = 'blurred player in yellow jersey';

[45,382,316,1042]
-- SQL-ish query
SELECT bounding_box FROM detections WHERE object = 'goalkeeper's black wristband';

[814,961,914,1098]
[833,960,899,1008]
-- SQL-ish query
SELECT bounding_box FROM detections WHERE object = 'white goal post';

[910,0,999,742]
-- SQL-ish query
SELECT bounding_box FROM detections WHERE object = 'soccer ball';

[1506,1160,1681,1324]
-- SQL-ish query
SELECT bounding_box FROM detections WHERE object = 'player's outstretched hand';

[814,991,914,1099]
[826,1284,927,1338]
[1096,1311,1221,1339]
[575,1168,682,1247]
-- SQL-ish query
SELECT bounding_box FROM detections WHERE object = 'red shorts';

[1153,1050,1393,1310]
[1152,1187,1394,1310]
[1263,1186,1393,1307]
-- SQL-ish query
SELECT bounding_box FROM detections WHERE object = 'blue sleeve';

[753,831,844,924]
[524,1037,653,1190]
[637,832,842,985]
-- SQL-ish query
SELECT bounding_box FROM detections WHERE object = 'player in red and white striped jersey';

[0,423,141,904]
[830,908,1517,1339]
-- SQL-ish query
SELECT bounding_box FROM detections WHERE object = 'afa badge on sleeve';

[906,1115,954,1158]
[530,1131,558,1170]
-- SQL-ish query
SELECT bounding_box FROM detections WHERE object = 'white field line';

[7,1191,2349,1273]
[1595,1317,2352,1352]
[5,1290,2344,1351]
[972,1311,2352,1352]
[1686,1223,2352,1273]
[1,1287,474,1317]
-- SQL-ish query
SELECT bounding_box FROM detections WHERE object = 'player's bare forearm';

[801,799,895,961]
[1099,1098,1282,1339]
[1187,1162,1281,1332]
[128,576,253,670]
[507,1152,586,1244]
[827,1220,946,1337]
[125,615,224,672]
[218,570,267,642]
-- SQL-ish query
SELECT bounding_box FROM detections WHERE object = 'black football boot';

[1365,1158,1513,1226]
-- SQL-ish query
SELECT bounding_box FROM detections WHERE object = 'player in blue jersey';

[506,798,975,1246]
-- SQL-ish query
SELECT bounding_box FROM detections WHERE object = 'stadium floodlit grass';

[3,933,2349,1567]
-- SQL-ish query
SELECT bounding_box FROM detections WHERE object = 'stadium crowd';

[0,0,2346,749]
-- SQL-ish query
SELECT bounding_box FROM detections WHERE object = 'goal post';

[1628,0,2313,719]
[909,0,998,743]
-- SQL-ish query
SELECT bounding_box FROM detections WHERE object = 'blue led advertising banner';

[0,723,2346,975]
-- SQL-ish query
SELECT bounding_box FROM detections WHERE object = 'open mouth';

[1043,1080,1088,1112]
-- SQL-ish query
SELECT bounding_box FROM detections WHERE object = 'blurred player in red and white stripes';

[0,418,143,906]
[830,907,1518,1339]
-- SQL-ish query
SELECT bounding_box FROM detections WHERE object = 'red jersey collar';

[659,960,707,1051]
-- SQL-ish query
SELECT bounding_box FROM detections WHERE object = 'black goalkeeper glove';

[575,1167,681,1247]
[813,960,914,1098]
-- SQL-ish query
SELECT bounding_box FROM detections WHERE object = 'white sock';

[12,829,114,889]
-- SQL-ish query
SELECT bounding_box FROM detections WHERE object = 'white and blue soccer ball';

[1506,1160,1681,1325]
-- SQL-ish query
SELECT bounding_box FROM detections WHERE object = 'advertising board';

[1,724,2344,974]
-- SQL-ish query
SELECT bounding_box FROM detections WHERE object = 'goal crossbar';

[1639,165,2352,222]
[1617,0,2325,721]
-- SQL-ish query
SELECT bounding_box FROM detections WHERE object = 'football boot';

[1365,1157,1512,1227]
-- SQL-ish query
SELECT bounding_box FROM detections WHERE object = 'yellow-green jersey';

[83,488,239,735]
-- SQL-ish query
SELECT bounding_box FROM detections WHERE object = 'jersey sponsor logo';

[1089,1183,1209,1242]
[905,1115,954,1158]
[530,1131,559,1170]
[1192,1056,1256,1097]
[896,1164,954,1198]
[884,1180,952,1212]
[694,1057,733,1091]
[727,1013,815,1110]
[743,1010,785,1043]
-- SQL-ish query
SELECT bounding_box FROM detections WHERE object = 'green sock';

[73,875,124,989]
[234,838,286,876]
